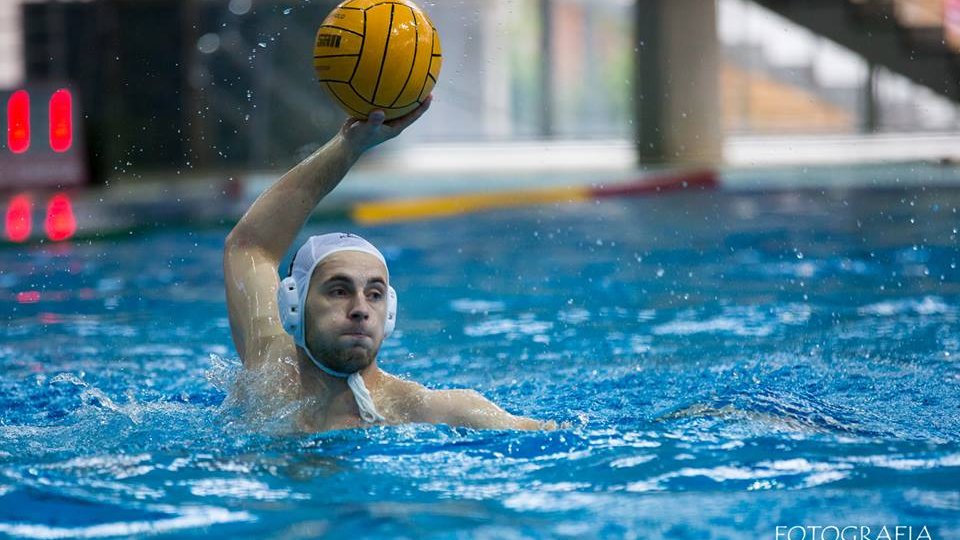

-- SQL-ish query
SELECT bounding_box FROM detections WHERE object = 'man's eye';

[368,291,383,301]
[330,288,347,297]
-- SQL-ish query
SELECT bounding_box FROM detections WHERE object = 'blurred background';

[1,0,960,239]
[4,4,960,536]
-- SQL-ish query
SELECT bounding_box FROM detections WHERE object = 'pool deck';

[3,135,960,244]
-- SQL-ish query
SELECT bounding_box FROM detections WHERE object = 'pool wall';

[2,148,960,245]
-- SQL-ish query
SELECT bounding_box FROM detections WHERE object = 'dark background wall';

[22,0,342,182]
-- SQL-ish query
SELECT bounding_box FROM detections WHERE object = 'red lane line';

[590,169,718,198]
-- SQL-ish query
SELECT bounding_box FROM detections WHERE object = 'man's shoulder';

[380,374,441,422]
[381,373,430,399]
[384,378,491,425]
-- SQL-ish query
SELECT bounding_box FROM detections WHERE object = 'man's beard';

[307,336,379,374]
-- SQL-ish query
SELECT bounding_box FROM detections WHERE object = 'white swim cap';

[284,232,391,342]
[277,232,396,423]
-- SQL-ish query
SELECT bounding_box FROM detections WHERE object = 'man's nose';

[348,294,370,320]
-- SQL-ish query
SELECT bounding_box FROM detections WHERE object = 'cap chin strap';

[300,345,386,424]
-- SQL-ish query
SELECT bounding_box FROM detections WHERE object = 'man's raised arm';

[223,100,432,366]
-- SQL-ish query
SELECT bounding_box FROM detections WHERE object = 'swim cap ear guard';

[278,277,397,340]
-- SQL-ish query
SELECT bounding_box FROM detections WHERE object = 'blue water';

[1,189,959,539]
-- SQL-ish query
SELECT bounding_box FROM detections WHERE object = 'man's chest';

[297,388,420,432]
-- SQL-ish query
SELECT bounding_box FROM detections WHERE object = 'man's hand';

[341,95,433,158]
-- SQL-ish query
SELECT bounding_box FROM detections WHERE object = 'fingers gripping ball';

[313,0,442,120]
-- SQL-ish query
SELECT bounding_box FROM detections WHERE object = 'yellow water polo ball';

[313,0,442,120]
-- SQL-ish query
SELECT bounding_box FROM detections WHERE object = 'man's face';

[302,251,389,374]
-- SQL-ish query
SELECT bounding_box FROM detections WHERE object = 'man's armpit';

[243,332,296,372]
[226,257,281,315]
[225,249,285,359]
[248,314,287,340]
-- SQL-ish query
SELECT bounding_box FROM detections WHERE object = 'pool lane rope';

[351,170,717,225]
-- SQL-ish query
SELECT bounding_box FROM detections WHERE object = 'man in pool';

[223,97,556,432]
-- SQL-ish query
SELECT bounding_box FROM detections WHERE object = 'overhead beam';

[753,0,960,102]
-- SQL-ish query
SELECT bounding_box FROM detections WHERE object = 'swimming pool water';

[1,188,959,539]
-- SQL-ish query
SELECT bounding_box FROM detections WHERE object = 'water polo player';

[223,100,557,432]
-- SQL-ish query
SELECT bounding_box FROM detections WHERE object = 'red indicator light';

[7,90,30,154]
[40,313,63,324]
[5,194,33,242]
[17,291,41,304]
[45,193,76,241]
[49,89,73,152]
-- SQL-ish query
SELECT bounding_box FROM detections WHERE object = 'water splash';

[51,372,143,425]
[206,354,316,436]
